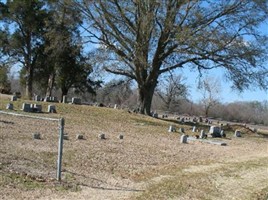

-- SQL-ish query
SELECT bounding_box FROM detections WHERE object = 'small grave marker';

[179,127,185,133]
[71,97,81,105]
[33,133,41,140]
[6,103,13,110]
[180,134,188,143]
[76,134,84,140]
[168,125,176,132]
[98,133,105,139]
[48,105,56,113]
[234,130,241,137]
[11,96,17,101]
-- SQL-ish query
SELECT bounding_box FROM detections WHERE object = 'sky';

[181,67,268,103]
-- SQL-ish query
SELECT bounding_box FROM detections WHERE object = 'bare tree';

[198,77,221,117]
[156,74,188,111]
[74,0,268,115]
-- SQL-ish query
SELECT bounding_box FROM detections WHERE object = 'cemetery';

[0,95,268,200]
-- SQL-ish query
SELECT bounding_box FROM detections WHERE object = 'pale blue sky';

[182,67,268,103]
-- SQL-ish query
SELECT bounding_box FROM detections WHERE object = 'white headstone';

[199,130,205,139]
[48,105,56,113]
[209,126,221,137]
[11,96,17,101]
[168,125,175,132]
[6,103,13,110]
[72,97,81,105]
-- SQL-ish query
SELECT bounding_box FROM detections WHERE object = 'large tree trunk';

[138,82,157,116]
[46,73,55,97]
[25,69,33,100]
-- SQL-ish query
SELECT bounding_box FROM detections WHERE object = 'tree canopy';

[75,0,268,115]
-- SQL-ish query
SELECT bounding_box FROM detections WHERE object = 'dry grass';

[1,96,268,200]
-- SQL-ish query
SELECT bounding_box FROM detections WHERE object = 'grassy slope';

[0,96,268,199]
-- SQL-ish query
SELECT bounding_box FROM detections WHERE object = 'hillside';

[0,97,268,200]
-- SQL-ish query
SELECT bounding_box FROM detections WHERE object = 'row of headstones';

[33,133,124,140]
[10,95,82,105]
[6,103,56,113]
[33,133,84,140]
[168,125,242,138]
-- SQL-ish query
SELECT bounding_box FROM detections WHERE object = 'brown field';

[0,95,268,200]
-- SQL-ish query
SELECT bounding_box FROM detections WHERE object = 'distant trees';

[0,0,99,99]
[96,79,133,106]
[0,0,48,99]
[75,0,268,115]
[198,77,221,117]
[0,65,11,94]
[156,74,188,111]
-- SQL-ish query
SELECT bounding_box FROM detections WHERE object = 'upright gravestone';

[168,125,176,132]
[209,126,221,137]
[34,95,41,101]
[11,96,17,101]
[180,134,187,143]
[22,103,32,112]
[199,130,206,139]
[179,127,185,133]
[220,130,226,137]
[192,126,196,132]
[62,95,67,103]
[72,97,81,105]
[48,105,56,113]
[6,103,13,110]
[234,130,242,137]
[153,112,158,118]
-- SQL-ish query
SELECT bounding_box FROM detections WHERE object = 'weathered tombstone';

[118,134,124,139]
[168,125,176,132]
[153,112,158,118]
[51,96,57,102]
[11,96,17,101]
[199,130,205,139]
[72,97,81,105]
[220,130,226,137]
[98,133,105,139]
[234,130,242,137]
[6,103,13,110]
[180,134,187,143]
[22,103,32,112]
[34,104,42,112]
[34,95,41,101]
[63,134,69,140]
[44,96,49,102]
[114,104,117,109]
[179,127,185,133]
[62,95,67,103]
[33,133,41,140]
[48,105,56,113]
[209,126,221,137]
[192,126,196,132]
[76,134,84,140]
